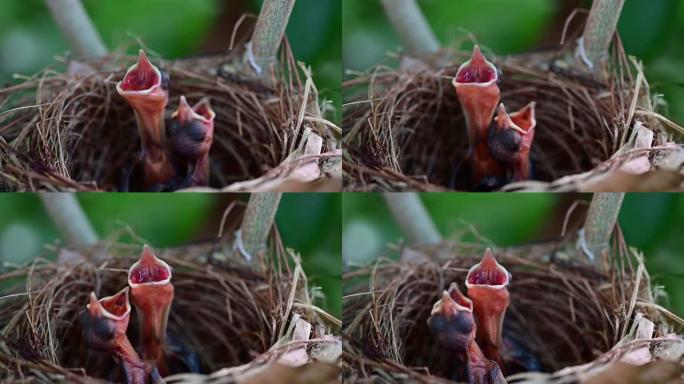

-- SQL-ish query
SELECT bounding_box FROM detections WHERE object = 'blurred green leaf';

[618,0,679,61]
[77,193,217,247]
[277,193,341,318]
[83,0,218,58]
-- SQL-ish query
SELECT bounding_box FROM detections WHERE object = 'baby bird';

[80,288,161,384]
[117,50,175,189]
[428,283,506,384]
[453,45,503,184]
[487,102,536,183]
[163,96,215,190]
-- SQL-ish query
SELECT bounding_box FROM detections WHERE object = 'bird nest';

[0,37,341,192]
[342,233,684,383]
[343,32,684,192]
[0,232,341,382]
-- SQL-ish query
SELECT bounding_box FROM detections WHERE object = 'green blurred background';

[0,0,341,122]
[342,193,684,317]
[0,193,341,318]
[343,0,684,126]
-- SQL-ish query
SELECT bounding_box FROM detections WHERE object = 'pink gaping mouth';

[128,245,172,285]
[172,96,215,125]
[466,248,510,287]
[120,50,161,92]
[194,101,214,121]
[99,289,131,318]
[88,287,131,321]
[455,45,498,85]
[510,102,536,131]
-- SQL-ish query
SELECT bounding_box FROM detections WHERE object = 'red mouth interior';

[448,289,472,310]
[511,109,534,131]
[121,65,159,92]
[467,265,507,286]
[195,104,213,120]
[130,263,171,284]
[101,293,128,317]
[456,63,496,84]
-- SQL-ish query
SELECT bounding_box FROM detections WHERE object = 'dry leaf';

[583,361,684,384]
[240,362,339,384]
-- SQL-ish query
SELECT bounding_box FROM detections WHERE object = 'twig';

[578,0,625,70]
[581,192,624,264]
[382,193,441,245]
[240,193,282,260]
[43,0,107,59]
[39,193,98,247]
[247,0,296,76]
[379,0,440,55]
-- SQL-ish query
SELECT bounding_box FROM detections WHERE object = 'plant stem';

[380,0,440,55]
[579,0,625,70]
[43,0,107,59]
[583,192,624,262]
[247,0,296,76]
[40,193,98,247]
[383,193,441,245]
[241,193,282,260]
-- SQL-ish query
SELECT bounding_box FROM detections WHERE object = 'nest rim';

[342,38,684,192]
[0,38,341,192]
[341,235,678,383]
[0,236,340,383]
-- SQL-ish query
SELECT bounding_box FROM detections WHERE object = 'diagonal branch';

[379,0,440,55]
[240,193,282,261]
[581,192,624,264]
[578,0,625,71]
[383,193,441,246]
[43,0,107,59]
[40,193,99,247]
[247,0,296,76]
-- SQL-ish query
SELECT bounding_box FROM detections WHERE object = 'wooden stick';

[379,0,440,55]
[247,0,296,76]
[240,193,282,260]
[383,193,441,245]
[582,192,624,262]
[40,193,98,247]
[43,0,107,58]
[579,0,625,70]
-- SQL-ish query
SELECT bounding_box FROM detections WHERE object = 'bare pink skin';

[491,103,537,181]
[128,245,174,376]
[171,96,215,186]
[428,284,505,384]
[466,249,511,371]
[82,288,148,384]
[453,45,503,183]
[117,50,174,189]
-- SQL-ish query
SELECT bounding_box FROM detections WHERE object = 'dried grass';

[342,231,684,383]
[343,30,684,191]
[0,26,340,192]
[0,228,340,382]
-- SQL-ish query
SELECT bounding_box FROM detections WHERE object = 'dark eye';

[160,71,170,90]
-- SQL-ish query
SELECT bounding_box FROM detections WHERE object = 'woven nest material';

[342,233,684,383]
[0,231,342,383]
[343,32,684,192]
[0,34,341,192]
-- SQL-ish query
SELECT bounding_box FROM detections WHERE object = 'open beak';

[509,102,536,143]
[428,283,477,353]
[169,96,215,186]
[80,288,147,384]
[116,49,174,188]
[465,248,511,369]
[453,45,502,183]
[488,103,537,182]
[428,284,505,383]
[128,245,174,376]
